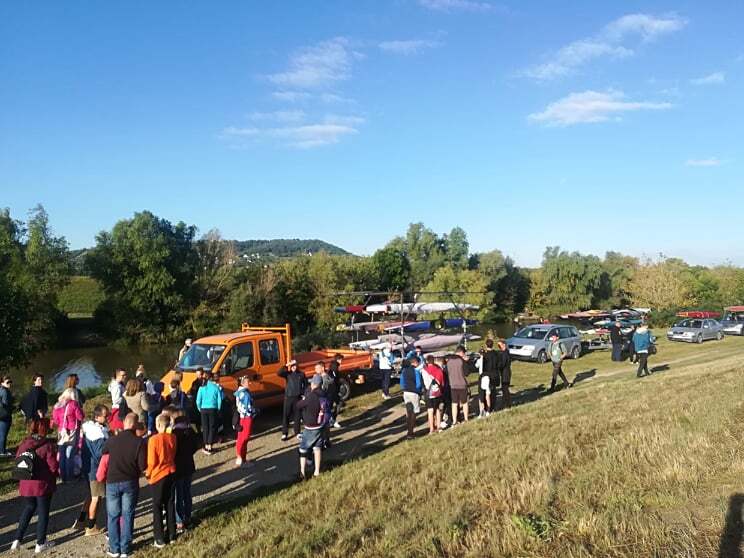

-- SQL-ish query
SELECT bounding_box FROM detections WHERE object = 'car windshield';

[176,344,226,371]
[514,327,550,339]
[723,313,744,322]
[675,319,702,329]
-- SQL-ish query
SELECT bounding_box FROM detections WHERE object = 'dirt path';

[0,346,734,556]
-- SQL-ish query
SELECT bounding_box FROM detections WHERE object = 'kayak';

[334,305,366,314]
[441,318,478,328]
[365,302,479,314]
[676,310,721,319]
[383,321,431,333]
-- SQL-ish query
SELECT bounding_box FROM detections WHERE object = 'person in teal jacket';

[632,325,655,378]
[195,372,222,454]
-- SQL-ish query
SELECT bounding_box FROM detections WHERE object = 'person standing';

[633,325,654,378]
[178,339,192,362]
[147,414,177,548]
[188,368,206,431]
[378,343,394,400]
[423,356,445,433]
[479,340,499,417]
[51,388,84,482]
[195,371,222,455]
[103,412,147,558]
[64,374,86,406]
[547,334,572,392]
[10,417,58,554]
[108,369,127,432]
[234,375,255,467]
[20,373,48,422]
[610,322,624,362]
[0,376,15,457]
[171,411,199,532]
[327,354,344,429]
[496,340,513,409]
[446,346,471,426]
[399,358,423,439]
[73,404,109,535]
[278,360,307,441]
[122,379,151,429]
[297,375,326,479]
[135,365,155,395]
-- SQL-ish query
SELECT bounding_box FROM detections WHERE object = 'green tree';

[530,247,604,315]
[629,256,696,311]
[371,242,411,292]
[444,227,469,270]
[422,265,492,319]
[87,211,199,341]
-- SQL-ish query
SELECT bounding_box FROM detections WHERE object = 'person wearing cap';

[278,359,307,441]
[547,333,572,392]
[178,339,192,362]
[297,374,325,479]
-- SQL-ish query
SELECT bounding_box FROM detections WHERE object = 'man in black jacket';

[479,340,500,416]
[278,360,307,441]
[610,322,623,362]
[496,340,513,409]
[297,374,325,479]
[327,354,343,428]
[20,374,48,423]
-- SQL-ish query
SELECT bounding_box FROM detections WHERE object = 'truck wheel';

[338,377,352,401]
[537,350,548,364]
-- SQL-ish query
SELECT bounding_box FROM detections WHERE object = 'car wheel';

[696,334,703,344]
[571,345,581,359]
[537,350,548,364]
[717,331,724,341]
[337,377,352,401]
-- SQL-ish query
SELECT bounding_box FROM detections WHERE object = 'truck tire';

[338,377,352,401]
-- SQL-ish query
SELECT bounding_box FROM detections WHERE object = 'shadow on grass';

[651,364,671,374]
[719,493,744,558]
[572,369,597,385]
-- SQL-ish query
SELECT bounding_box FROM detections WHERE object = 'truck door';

[256,336,285,403]
[221,341,256,395]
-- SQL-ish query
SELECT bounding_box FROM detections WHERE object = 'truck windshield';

[514,327,549,339]
[176,344,226,371]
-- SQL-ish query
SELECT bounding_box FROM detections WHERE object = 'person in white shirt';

[379,344,393,400]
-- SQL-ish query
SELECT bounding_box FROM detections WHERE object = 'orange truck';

[161,324,373,408]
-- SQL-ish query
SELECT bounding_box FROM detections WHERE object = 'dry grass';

[135,336,744,557]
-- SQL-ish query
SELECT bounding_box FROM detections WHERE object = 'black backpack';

[12,450,36,481]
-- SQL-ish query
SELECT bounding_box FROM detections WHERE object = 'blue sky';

[1,1,742,267]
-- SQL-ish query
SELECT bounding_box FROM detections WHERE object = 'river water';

[8,323,519,393]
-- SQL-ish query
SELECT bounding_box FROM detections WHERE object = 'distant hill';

[232,239,350,258]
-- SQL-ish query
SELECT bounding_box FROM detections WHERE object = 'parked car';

[506,324,582,363]
[666,318,724,344]
[721,307,744,336]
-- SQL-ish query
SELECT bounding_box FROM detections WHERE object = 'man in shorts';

[446,346,472,425]
[73,404,110,535]
[297,374,326,479]
[399,358,423,439]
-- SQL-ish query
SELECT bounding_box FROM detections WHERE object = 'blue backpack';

[316,395,332,427]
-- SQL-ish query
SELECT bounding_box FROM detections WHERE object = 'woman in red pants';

[234,375,255,467]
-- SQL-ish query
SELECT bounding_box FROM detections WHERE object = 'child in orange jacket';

[146,413,177,547]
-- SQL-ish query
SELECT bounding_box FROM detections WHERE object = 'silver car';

[721,310,744,336]
[666,318,724,343]
[506,324,582,363]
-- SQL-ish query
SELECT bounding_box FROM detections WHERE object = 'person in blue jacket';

[195,371,223,455]
[74,404,110,536]
[632,324,655,378]
[399,358,423,440]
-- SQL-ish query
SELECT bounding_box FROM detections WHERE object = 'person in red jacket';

[11,417,59,554]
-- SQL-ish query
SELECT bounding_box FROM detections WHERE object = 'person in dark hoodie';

[297,374,326,479]
[496,339,513,409]
[479,339,500,416]
[171,410,200,532]
[0,376,15,457]
[610,321,624,362]
[399,358,423,439]
[327,353,344,429]
[278,360,307,441]
[20,374,48,423]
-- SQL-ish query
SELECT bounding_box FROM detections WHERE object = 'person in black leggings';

[195,371,223,454]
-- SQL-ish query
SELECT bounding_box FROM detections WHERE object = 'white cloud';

[690,71,725,85]
[685,158,721,167]
[221,115,364,149]
[267,37,354,89]
[272,91,312,102]
[378,39,440,55]
[528,90,672,126]
[418,0,496,12]
[248,110,306,123]
[523,13,687,80]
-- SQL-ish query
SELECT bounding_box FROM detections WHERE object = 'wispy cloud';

[271,91,312,102]
[267,37,356,89]
[528,90,672,126]
[418,0,497,12]
[221,114,365,149]
[378,39,440,55]
[248,110,306,123]
[685,158,721,167]
[522,13,687,80]
[690,71,725,85]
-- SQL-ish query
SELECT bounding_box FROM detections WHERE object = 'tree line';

[2,207,744,368]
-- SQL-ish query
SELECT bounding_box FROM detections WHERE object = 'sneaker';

[71,518,84,530]
[382,394,391,400]
[332,421,341,428]
[280,435,288,441]
[234,458,243,467]
[201,449,211,456]
[84,526,104,536]
[153,541,166,549]
[296,434,302,441]
[120,554,129,558]
[105,552,119,558]
[10,540,19,551]
[34,542,55,554]
[0,451,13,458]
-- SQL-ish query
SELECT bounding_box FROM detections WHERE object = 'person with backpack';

[147,382,166,436]
[547,334,572,393]
[478,339,500,417]
[399,358,423,439]
[496,339,513,409]
[171,410,199,532]
[195,371,223,455]
[633,325,655,378]
[378,343,394,400]
[51,388,85,482]
[10,417,58,554]
[423,356,445,433]
[20,373,48,423]
[297,374,328,479]
[0,375,15,457]
[446,346,472,426]
[167,378,189,411]
[278,360,307,441]
[234,375,256,467]
[72,404,109,536]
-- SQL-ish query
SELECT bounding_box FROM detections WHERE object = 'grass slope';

[144,336,744,558]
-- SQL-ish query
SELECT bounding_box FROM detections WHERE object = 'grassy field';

[140,334,744,558]
[57,275,104,317]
